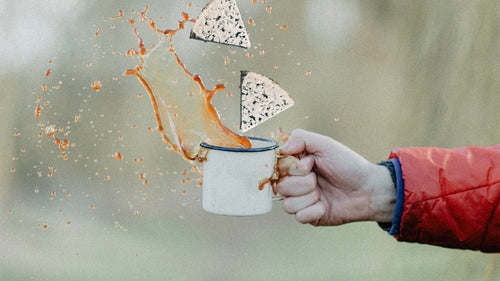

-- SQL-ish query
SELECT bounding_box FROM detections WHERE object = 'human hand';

[277,129,396,226]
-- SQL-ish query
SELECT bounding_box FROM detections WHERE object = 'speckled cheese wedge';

[190,0,251,49]
[240,71,294,132]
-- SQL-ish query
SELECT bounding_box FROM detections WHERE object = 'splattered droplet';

[35,104,42,118]
[112,152,123,160]
[91,81,102,91]
[110,10,123,20]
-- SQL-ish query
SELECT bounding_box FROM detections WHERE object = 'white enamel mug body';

[200,137,278,216]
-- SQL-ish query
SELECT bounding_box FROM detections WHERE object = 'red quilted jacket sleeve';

[389,145,500,252]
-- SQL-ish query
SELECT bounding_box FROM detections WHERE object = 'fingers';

[277,129,332,225]
[277,151,324,224]
[276,172,317,197]
[282,188,321,214]
[278,155,314,176]
[279,175,326,225]
[295,201,326,225]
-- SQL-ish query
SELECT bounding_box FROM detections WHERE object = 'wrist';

[366,163,396,223]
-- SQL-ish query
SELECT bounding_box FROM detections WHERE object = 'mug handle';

[273,194,285,201]
[271,154,287,201]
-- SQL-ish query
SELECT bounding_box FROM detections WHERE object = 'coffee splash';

[124,9,251,166]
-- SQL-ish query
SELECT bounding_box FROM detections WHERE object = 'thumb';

[280,129,325,156]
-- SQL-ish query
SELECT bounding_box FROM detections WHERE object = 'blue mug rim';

[200,137,278,152]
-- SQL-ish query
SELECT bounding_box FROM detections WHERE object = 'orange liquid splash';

[35,104,42,118]
[112,152,123,160]
[91,81,102,91]
[110,10,123,20]
[124,9,250,165]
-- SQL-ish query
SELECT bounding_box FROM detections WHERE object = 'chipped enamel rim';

[200,137,278,152]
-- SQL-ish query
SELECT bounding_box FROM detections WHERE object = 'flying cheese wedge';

[240,71,294,132]
[190,0,251,49]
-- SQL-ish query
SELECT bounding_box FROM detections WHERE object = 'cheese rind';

[240,71,294,132]
[190,0,251,49]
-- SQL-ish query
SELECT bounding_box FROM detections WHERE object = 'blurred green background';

[1,0,499,280]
